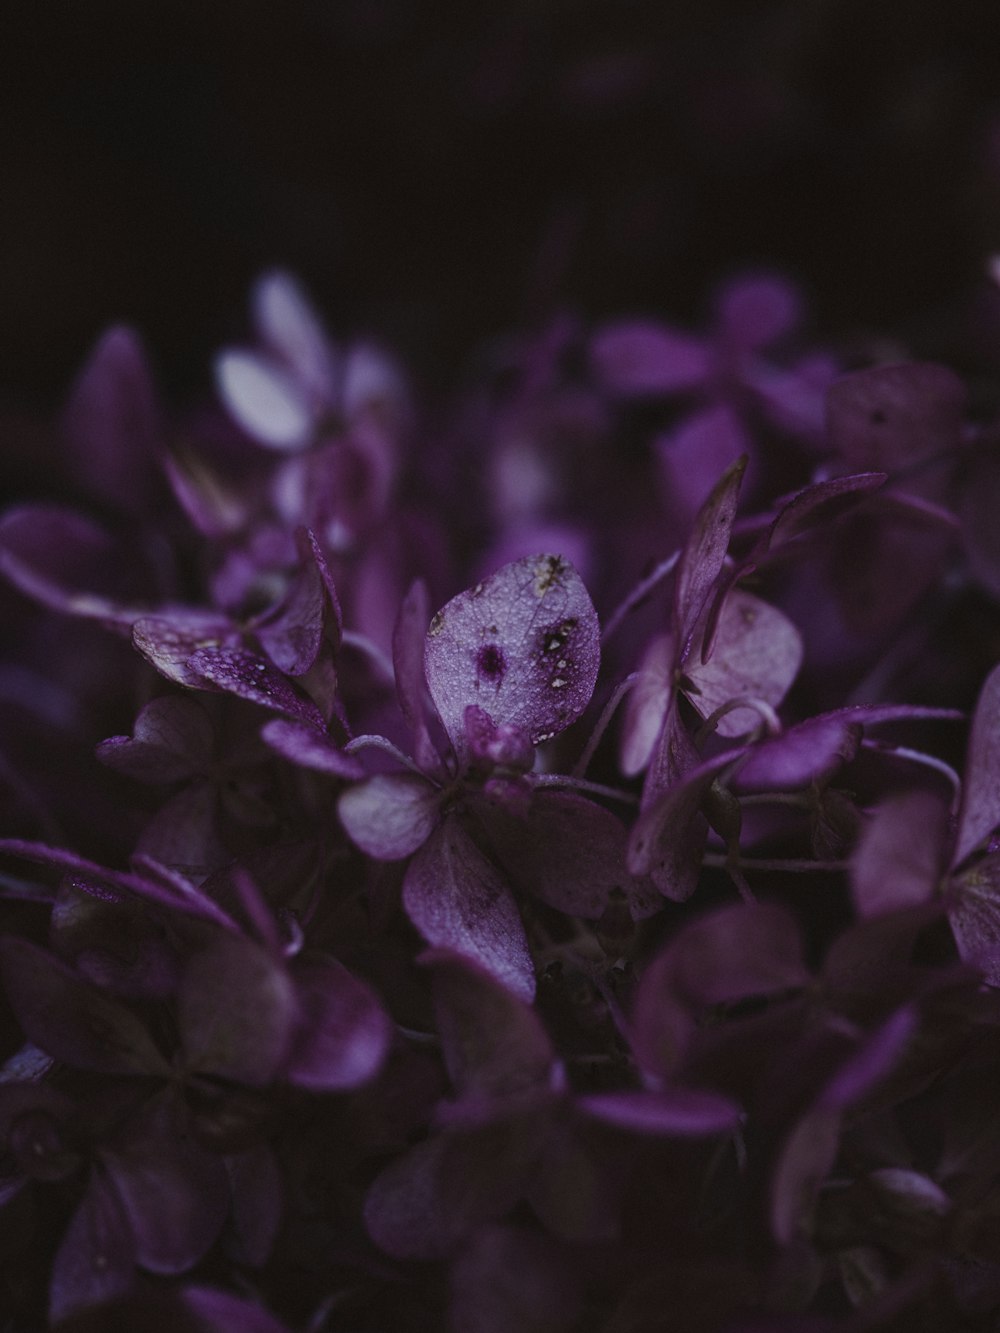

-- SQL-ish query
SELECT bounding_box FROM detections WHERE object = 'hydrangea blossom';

[4,266,1000,1330]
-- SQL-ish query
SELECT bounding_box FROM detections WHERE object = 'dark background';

[4,0,1000,411]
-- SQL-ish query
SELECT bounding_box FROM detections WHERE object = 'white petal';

[252,270,338,402]
[215,349,313,450]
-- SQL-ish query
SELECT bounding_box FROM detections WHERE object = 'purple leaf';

[285,953,392,1090]
[178,935,297,1085]
[826,362,965,473]
[96,697,214,784]
[0,938,170,1076]
[0,504,146,626]
[424,950,555,1102]
[403,817,535,1001]
[673,456,747,653]
[261,718,364,779]
[955,663,1000,866]
[338,773,442,859]
[851,791,946,918]
[483,790,658,920]
[49,1167,136,1325]
[215,349,313,449]
[187,646,326,729]
[578,1087,741,1136]
[686,590,802,737]
[424,554,600,754]
[590,320,711,395]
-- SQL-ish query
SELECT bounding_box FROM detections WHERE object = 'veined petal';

[403,818,535,1001]
[338,773,442,859]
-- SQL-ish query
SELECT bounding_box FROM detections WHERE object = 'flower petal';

[590,320,711,395]
[0,938,169,1076]
[425,554,600,756]
[285,954,392,1091]
[403,818,535,1001]
[187,646,325,729]
[338,773,441,859]
[215,349,313,450]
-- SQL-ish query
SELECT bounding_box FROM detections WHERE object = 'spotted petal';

[424,554,600,756]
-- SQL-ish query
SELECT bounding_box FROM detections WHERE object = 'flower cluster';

[3,270,1000,1329]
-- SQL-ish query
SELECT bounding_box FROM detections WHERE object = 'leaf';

[424,554,600,755]
[403,817,535,1001]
